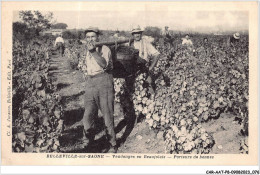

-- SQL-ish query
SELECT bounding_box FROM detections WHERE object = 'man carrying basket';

[129,25,161,93]
[79,27,117,153]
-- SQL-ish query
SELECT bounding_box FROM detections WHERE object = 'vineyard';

[12,36,64,152]
[12,33,249,154]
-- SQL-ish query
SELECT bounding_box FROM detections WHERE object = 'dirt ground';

[49,51,246,154]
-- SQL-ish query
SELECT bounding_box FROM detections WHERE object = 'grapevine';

[12,37,64,153]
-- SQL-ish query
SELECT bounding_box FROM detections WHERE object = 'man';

[203,37,208,46]
[162,26,170,36]
[203,37,211,49]
[227,32,240,46]
[80,27,117,153]
[130,25,160,74]
[54,34,65,57]
[182,34,193,46]
[115,26,160,144]
[161,26,173,46]
[196,37,210,56]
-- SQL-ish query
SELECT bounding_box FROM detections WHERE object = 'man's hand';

[86,41,96,52]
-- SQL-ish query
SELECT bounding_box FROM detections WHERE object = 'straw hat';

[131,25,144,34]
[85,27,101,35]
[233,32,240,39]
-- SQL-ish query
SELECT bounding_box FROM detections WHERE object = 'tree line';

[13,11,67,40]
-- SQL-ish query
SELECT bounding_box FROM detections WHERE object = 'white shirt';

[182,38,193,46]
[85,45,112,76]
[132,37,159,62]
[54,37,64,47]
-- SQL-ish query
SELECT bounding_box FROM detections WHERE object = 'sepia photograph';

[1,1,258,166]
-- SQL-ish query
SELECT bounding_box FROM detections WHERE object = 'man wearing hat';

[54,33,65,57]
[80,27,117,153]
[228,32,240,46]
[130,25,160,74]
[114,25,160,139]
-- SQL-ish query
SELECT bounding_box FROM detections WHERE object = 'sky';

[13,10,248,33]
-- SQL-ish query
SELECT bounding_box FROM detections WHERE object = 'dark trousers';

[82,72,116,146]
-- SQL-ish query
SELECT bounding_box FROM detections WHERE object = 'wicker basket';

[111,45,139,78]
